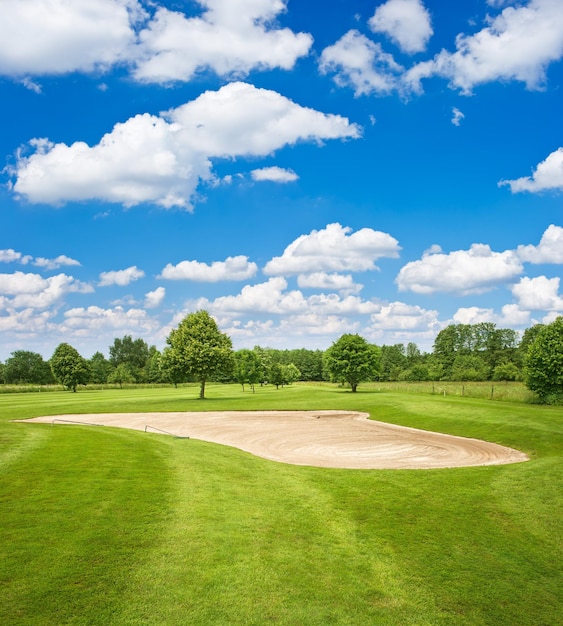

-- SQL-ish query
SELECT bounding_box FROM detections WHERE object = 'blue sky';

[1,0,562,361]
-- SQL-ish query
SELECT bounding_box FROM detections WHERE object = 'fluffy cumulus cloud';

[60,305,158,335]
[144,286,166,309]
[0,0,312,82]
[132,0,312,83]
[264,223,400,276]
[369,0,433,54]
[0,0,144,76]
[319,30,404,96]
[11,82,360,209]
[98,266,145,287]
[368,301,440,331]
[250,166,298,183]
[32,255,81,270]
[160,255,257,282]
[405,0,563,93]
[499,148,563,193]
[0,249,24,263]
[297,272,363,295]
[0,271,92,310]
[0,249,79,269]
[396,244,524,295]
[511,276,563,311]
[452,304,531,327]
[191,276,379,317]
[517,224,563,263]
[224,313,359,346]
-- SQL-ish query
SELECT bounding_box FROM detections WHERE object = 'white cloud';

[368,301,440,331]
[369,0,433,54]
[517,224,563,263]
[319,30,403,96]
[264,223,400,276]
[451,107,465,126]
[0,271,93,309]
[224,314,359,346]
[11,82,360,209]
[297,272,363,295]
[32,255,81,270]
[404,0,563,93]
[0,249,22,263]
[132,0,312,83]
[0,0,144,76]
[396,244,524,294]
[0,308,55,334]
[191,276,379,317]
[452,304,531,327]
[499,148,563,193]
[144,286,165,309]
[98,266,144,287]
[60,305,158,335]
[160,255,258,282]
[511,275,563,310]
[251,166,298,182]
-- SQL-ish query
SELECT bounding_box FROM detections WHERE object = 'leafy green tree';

[451,354,490,381]
[108,363,135,388]
[0,361,5,384]
[50,343,90,392]
[379,344,407,381]
[4,350,54,384]
[234,349,263,392]
[492,361,521,382]
[109,335,150,382]
[166,310,234,399]
[267,362,285,389]
[143,346,162,383]
[88,351,112,384]
[324,334,380,392]
[524,316,563,403]
[283,363,301,384]
[159,347,186,387]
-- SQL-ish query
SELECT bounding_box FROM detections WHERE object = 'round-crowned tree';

[166,310,234,399]
[50,343,90,392]
[525,317,563,403]
[324,334,380,392]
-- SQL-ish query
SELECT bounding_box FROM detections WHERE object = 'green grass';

[0,384,561,625]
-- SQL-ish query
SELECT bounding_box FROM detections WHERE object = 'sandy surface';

[19,410,529,470]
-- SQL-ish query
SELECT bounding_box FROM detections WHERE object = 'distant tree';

[268,362,285,389]
[88,352,112,384]
[0,361,5,384]
[234,349,263,392]
[166,310,234,399]
[144,347,163,383]
[4,350,54,384]
[451,354,490,381]
[109,335,150,382]
[159,347,186,388]
[492,362,521,382]
[324,334,380,392]
[50,343,90,392]
[379,344,407,381]
[283,363,301,384]
[108,363,135,389]
[524,316,563,403]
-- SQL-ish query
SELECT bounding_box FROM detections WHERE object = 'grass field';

[1,383,561,625]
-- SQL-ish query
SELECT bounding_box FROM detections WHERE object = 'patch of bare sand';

[18,411,529,470]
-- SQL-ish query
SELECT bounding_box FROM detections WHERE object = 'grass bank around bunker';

[20,409,529,469]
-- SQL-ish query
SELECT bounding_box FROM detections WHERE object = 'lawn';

[0,383,561,625]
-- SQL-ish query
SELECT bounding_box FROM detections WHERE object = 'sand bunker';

[19,411,528,470]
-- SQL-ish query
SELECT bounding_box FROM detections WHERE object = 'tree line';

[1,312,562,403]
